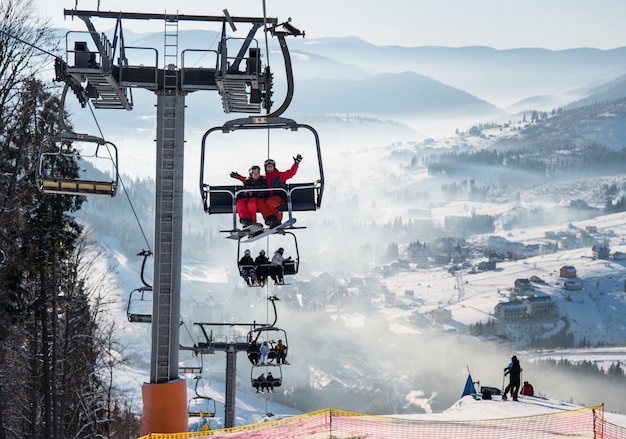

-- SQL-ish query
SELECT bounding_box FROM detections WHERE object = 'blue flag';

[461,374,477,398]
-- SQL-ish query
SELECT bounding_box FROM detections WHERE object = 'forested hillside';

[0,2,138,437]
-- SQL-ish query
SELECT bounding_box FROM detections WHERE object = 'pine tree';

[0,1,139,437]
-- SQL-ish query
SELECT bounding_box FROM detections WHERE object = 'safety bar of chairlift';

[240,262,298,279]
[204,184,321,230]
[192,324,253,353]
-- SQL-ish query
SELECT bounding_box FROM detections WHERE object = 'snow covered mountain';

[85,105,626,428]
[61,31,626,428]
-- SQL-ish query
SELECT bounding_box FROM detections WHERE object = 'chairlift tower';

[57,9,280,434]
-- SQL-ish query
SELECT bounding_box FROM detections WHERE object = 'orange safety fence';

[138,404,626,439]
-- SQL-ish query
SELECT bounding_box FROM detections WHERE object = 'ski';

[226,223,264,240]
[243,218,297,243]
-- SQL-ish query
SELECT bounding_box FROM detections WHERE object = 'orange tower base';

[139,379,188,436]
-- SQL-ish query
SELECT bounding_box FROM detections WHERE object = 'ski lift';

[237,232,299,286]
[188,375,216,417]
[199,116,324,231]
[250,363,282,391]
[36,132,119,197]
[126,250,153,323]
[248,324,289,366]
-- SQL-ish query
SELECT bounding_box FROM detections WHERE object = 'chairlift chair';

[126,286,153,323]
[250,363,283,390]
[199,116,324,231]
[237,232,299,285]
[188,376,216,417]
[126,250,153,323]
[37,132,119,197]
[248,325,289,365]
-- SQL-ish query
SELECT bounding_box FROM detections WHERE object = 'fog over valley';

[51,30,626,423]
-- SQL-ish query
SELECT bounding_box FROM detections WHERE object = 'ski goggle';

[249,166,261,174]
[264,159,275,167]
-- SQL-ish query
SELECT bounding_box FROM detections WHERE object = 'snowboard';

[243,218,297,243]
[226,223,264,240]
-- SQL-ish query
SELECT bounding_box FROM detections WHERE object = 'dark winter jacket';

[254,255,270,266]
[236,175,268,199]
[504,357,522,384]
[238,255,255,267]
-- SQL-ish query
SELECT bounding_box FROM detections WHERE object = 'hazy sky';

[37,0,626,50]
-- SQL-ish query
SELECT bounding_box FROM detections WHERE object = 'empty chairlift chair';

[37,133,119,197]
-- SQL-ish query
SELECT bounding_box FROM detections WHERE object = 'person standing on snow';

[257,155,302,228]
[503,355,522,401]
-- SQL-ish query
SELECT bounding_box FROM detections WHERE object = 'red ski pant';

[257,195,284,222]
[236,198,260,223]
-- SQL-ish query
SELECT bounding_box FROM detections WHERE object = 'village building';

[559,265,577,278]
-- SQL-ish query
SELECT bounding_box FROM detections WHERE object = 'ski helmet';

[244,249,251,255]
[264,158,276,168]
[277,247,284,254]
[248,165,260,175]
[260,249,265,255]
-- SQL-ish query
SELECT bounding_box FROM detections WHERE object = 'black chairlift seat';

[207,182,318,215]
[39,179,117,196]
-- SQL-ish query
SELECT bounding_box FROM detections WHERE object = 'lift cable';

[0,28,59,59]
[261,0,273,155]
[78,93,153,253]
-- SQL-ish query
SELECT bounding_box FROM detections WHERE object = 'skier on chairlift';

[270,247,291,285]
[230,165,267,227]
[258,155,302,228]
[238,249,257,286]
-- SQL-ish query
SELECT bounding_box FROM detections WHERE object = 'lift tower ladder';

[152,11,184,384]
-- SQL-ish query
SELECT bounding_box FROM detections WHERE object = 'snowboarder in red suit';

[230,165,267,227]
[257,155,301,228]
